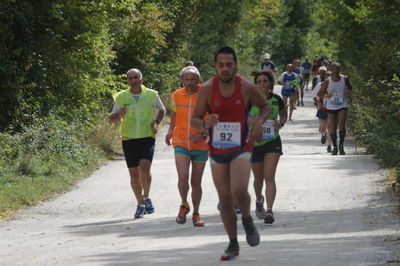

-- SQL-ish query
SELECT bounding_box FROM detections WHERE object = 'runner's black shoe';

[220,242,239,261]
[264,210,275,224]
[242,216,260,246]
[332,146,338,155]
[327,145,332,153]
[321,134,327,144]
[339,144,346,155]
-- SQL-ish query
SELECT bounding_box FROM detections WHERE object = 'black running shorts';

[251,136,283,163]
[122,137,155,168]
[327,107,347,114]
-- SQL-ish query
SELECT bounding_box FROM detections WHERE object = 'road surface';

[1,89,399,265]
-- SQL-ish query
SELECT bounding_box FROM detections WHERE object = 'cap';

[263,53,271,59]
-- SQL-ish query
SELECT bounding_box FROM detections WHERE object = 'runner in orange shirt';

[165,66,208,226]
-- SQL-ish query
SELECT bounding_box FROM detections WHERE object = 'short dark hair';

[251,70,275,92]
[214,46,237,64]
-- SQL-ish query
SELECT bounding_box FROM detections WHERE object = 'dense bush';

[0,114,119,218]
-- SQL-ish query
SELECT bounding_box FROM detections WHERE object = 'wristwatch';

[155,118,161,124]
[279,121,285,127]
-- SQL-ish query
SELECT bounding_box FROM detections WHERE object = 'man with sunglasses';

[110,68,165,219]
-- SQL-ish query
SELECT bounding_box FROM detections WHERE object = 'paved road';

[1,90,399,265]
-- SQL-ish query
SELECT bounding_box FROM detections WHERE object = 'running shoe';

[327,145,332,153]
[339,144,346,155]
[134,205,145,219]
[255,196,266,220]
[321,134,327,144]
[192,213,205,227]
[220,242,239,261]
[301,100,304,106]
[332,146,338,155]
[264,209,275,224]
[176,204,190,224]
[143,198,154,214]
[242,216,260,246]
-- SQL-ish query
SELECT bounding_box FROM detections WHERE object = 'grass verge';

[0,115,120,220]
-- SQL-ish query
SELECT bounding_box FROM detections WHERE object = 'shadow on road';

[63,193,399,265]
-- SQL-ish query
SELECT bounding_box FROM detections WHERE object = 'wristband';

[279,121,285,127]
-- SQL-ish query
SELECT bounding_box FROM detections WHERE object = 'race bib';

[262,120,275,139]
[212,122,241,149]
[331,94,344,105]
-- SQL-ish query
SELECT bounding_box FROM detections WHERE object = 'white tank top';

[326,74,347,110]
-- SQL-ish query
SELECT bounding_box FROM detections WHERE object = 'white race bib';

[212,122,241,149]
[262,120,275,139]
[331,94,344,105]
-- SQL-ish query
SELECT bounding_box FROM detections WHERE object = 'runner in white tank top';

[318,62,352,155]
[326,74,348,110]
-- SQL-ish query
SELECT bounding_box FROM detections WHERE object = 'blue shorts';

[316,110,328,120]
[282,88,295,97]
[174,146,208,163]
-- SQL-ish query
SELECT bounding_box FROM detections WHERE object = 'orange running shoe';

[176,205,190,224]
[192,213,205,227]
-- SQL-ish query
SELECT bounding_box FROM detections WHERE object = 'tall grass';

[0,114,120,219]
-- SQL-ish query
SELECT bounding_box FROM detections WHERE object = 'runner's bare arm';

[248,83,271,124]
[318,80,329,98]
[109,106,126,123]
[247,82,271,142]
[165,111,176,146]
[191,81,214,131]
[151,109,165,134]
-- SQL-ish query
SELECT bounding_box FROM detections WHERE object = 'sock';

[330,133,337,147]
[181,201,189,207]
[256,197,263,204]
[266,208,272,212]
[339,129,346,145]
[229,238,239,246]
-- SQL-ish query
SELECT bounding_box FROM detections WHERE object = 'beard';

[217,72,235,83]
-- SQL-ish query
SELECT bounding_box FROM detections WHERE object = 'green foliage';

[0,1,117,131]
[184,0,245,79]
[314,0,400,176]
[0,114,119,218]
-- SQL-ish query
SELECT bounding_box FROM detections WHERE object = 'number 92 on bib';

[212,122,241,149]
